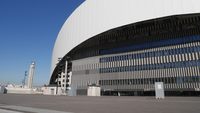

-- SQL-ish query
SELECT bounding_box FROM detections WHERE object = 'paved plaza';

[0,94,199,113]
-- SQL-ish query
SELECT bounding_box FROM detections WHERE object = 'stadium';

[50,0,200,96]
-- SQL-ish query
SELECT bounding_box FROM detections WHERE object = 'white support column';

[27,62,35,89]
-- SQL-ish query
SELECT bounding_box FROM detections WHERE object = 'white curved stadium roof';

[51,0,200,74]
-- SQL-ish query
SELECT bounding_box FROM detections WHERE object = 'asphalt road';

[0,94,200,113]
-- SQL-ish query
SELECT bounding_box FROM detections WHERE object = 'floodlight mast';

[22,71,27,87]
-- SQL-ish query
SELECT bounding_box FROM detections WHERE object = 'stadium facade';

[50,0,200,96]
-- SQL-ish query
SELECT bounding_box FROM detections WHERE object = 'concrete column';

[27,62,35,89]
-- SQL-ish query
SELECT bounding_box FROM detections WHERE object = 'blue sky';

[0,0,84,85]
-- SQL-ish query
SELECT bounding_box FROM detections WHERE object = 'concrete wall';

[42,86,64,95]
[6,88,32,94]
[71,56,100,96]
[87,86,101,96]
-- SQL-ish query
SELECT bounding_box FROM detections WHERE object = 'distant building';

[50,0,200,96]
[5,84,33,94]
[5,62,37,95]
[0,85,5,94]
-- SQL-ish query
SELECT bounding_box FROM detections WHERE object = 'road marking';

[0,109,22,113]
[0,105,73,113]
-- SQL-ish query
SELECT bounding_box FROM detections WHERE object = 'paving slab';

[0,94,199,113]
[0,105,72,113]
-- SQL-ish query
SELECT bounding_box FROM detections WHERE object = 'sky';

[0,0,84,86]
